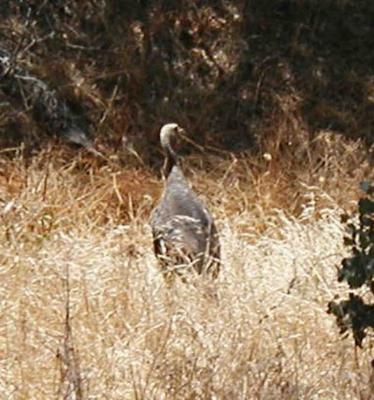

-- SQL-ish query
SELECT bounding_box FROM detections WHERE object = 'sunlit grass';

[0,142,373,399]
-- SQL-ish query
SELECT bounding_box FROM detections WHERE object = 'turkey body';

[150,123,221,282]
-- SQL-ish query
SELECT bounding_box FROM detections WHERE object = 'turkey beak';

[177,126,186,136]
[177,127,188,144]
[178,129,205,152]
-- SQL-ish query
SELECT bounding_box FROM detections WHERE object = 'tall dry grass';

[0,138,373,399]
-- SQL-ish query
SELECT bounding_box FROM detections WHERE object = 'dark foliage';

[0,1,373,156]
[328,182,374,347]
[0,46,94,149]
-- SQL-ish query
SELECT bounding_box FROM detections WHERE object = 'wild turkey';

[150,123,221,282]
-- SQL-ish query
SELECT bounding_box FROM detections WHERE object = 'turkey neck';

[164,142,179,177]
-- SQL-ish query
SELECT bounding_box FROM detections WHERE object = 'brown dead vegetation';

[0,144,373,398]
[0,1,374,398]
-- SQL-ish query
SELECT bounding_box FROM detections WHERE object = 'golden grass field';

[0,135,373,399]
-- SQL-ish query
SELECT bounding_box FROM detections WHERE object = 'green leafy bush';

[328,181,374,347]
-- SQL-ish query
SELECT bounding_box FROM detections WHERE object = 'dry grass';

[0,140,373,399]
